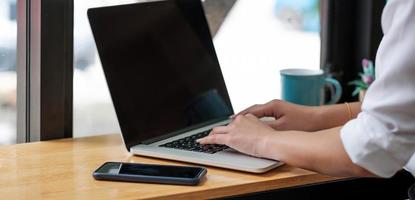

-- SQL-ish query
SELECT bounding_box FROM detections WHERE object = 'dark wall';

[321,0,385,102]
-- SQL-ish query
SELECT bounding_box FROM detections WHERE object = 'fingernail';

[229,115,235,119]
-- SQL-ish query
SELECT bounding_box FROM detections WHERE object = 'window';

[0,0,17,145]
[73,0,320,137]
[73,0,238,137]
[4,0,379,141]
[11,0,381,140]
[214,0,320,111]
[73,1,128,137]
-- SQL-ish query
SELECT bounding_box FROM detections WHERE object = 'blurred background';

[0,0,17,144]
[0,0,320,144]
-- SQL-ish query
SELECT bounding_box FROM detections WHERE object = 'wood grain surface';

[0,134,342,199]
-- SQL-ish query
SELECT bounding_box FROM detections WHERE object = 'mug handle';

[324,77,342,105]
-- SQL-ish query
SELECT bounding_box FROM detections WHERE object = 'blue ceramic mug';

[280,69,342,106]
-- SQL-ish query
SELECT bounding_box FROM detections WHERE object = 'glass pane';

[74,1,127,137]
[215,0,321,111]
[73,0,234,137]
[0,0,17,144]
[73,0,320,137]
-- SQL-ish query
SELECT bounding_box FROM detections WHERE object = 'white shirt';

[341,0,415,178]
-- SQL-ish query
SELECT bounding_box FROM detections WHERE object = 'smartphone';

[93,162,207,186]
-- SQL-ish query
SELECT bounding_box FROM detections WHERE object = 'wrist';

[256,131,294,162]
[255,131,274,158]
[310,105,344,131]
[310,104,358,131]
[307,106,323,131]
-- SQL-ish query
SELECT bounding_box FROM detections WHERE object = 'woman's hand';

[235,99,319,132]
[199,122,374,177]
[197,114,274,158]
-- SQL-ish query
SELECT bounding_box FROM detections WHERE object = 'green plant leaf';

[348,80,368,88]
[352,88,361,96]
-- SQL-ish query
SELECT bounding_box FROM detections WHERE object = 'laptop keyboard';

[159,129,229,154]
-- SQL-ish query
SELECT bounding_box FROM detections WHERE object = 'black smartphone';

[93,162,207,186]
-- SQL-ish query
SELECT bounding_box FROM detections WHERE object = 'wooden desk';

[0,134,342,199]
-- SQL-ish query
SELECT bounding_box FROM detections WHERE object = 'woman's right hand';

[234,100,320,132]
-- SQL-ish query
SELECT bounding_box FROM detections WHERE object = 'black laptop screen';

[88,0,233,149]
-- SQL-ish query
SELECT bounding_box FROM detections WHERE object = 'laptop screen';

[88,0,233,149]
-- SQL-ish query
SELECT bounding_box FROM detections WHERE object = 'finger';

[248,100,280,117]
[232,106,259,119]
[235,104,260,116]
[244,113,259,120]
[196,134,228,145]
[238,100,281,118]
[210,126,230,135]
[262,120,280,129]
[245,114,281,130]
[263,119,287,130]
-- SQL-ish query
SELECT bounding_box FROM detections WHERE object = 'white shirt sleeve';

[341,0,415,178]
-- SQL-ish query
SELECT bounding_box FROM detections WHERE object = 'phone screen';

[96,162,203,178]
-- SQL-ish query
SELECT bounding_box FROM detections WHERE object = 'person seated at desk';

[198,0,415,178]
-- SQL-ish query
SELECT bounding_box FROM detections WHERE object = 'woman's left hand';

[197,114,275,158]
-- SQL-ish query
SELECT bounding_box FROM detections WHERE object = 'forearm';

[259,127,373,177]
[311,102,361,131]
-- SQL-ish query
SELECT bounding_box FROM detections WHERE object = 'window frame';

[17,0,73,142]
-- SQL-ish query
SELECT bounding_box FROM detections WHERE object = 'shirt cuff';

[341,117,404,178]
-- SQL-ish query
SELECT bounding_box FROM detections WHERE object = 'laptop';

[88,0,283,173]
